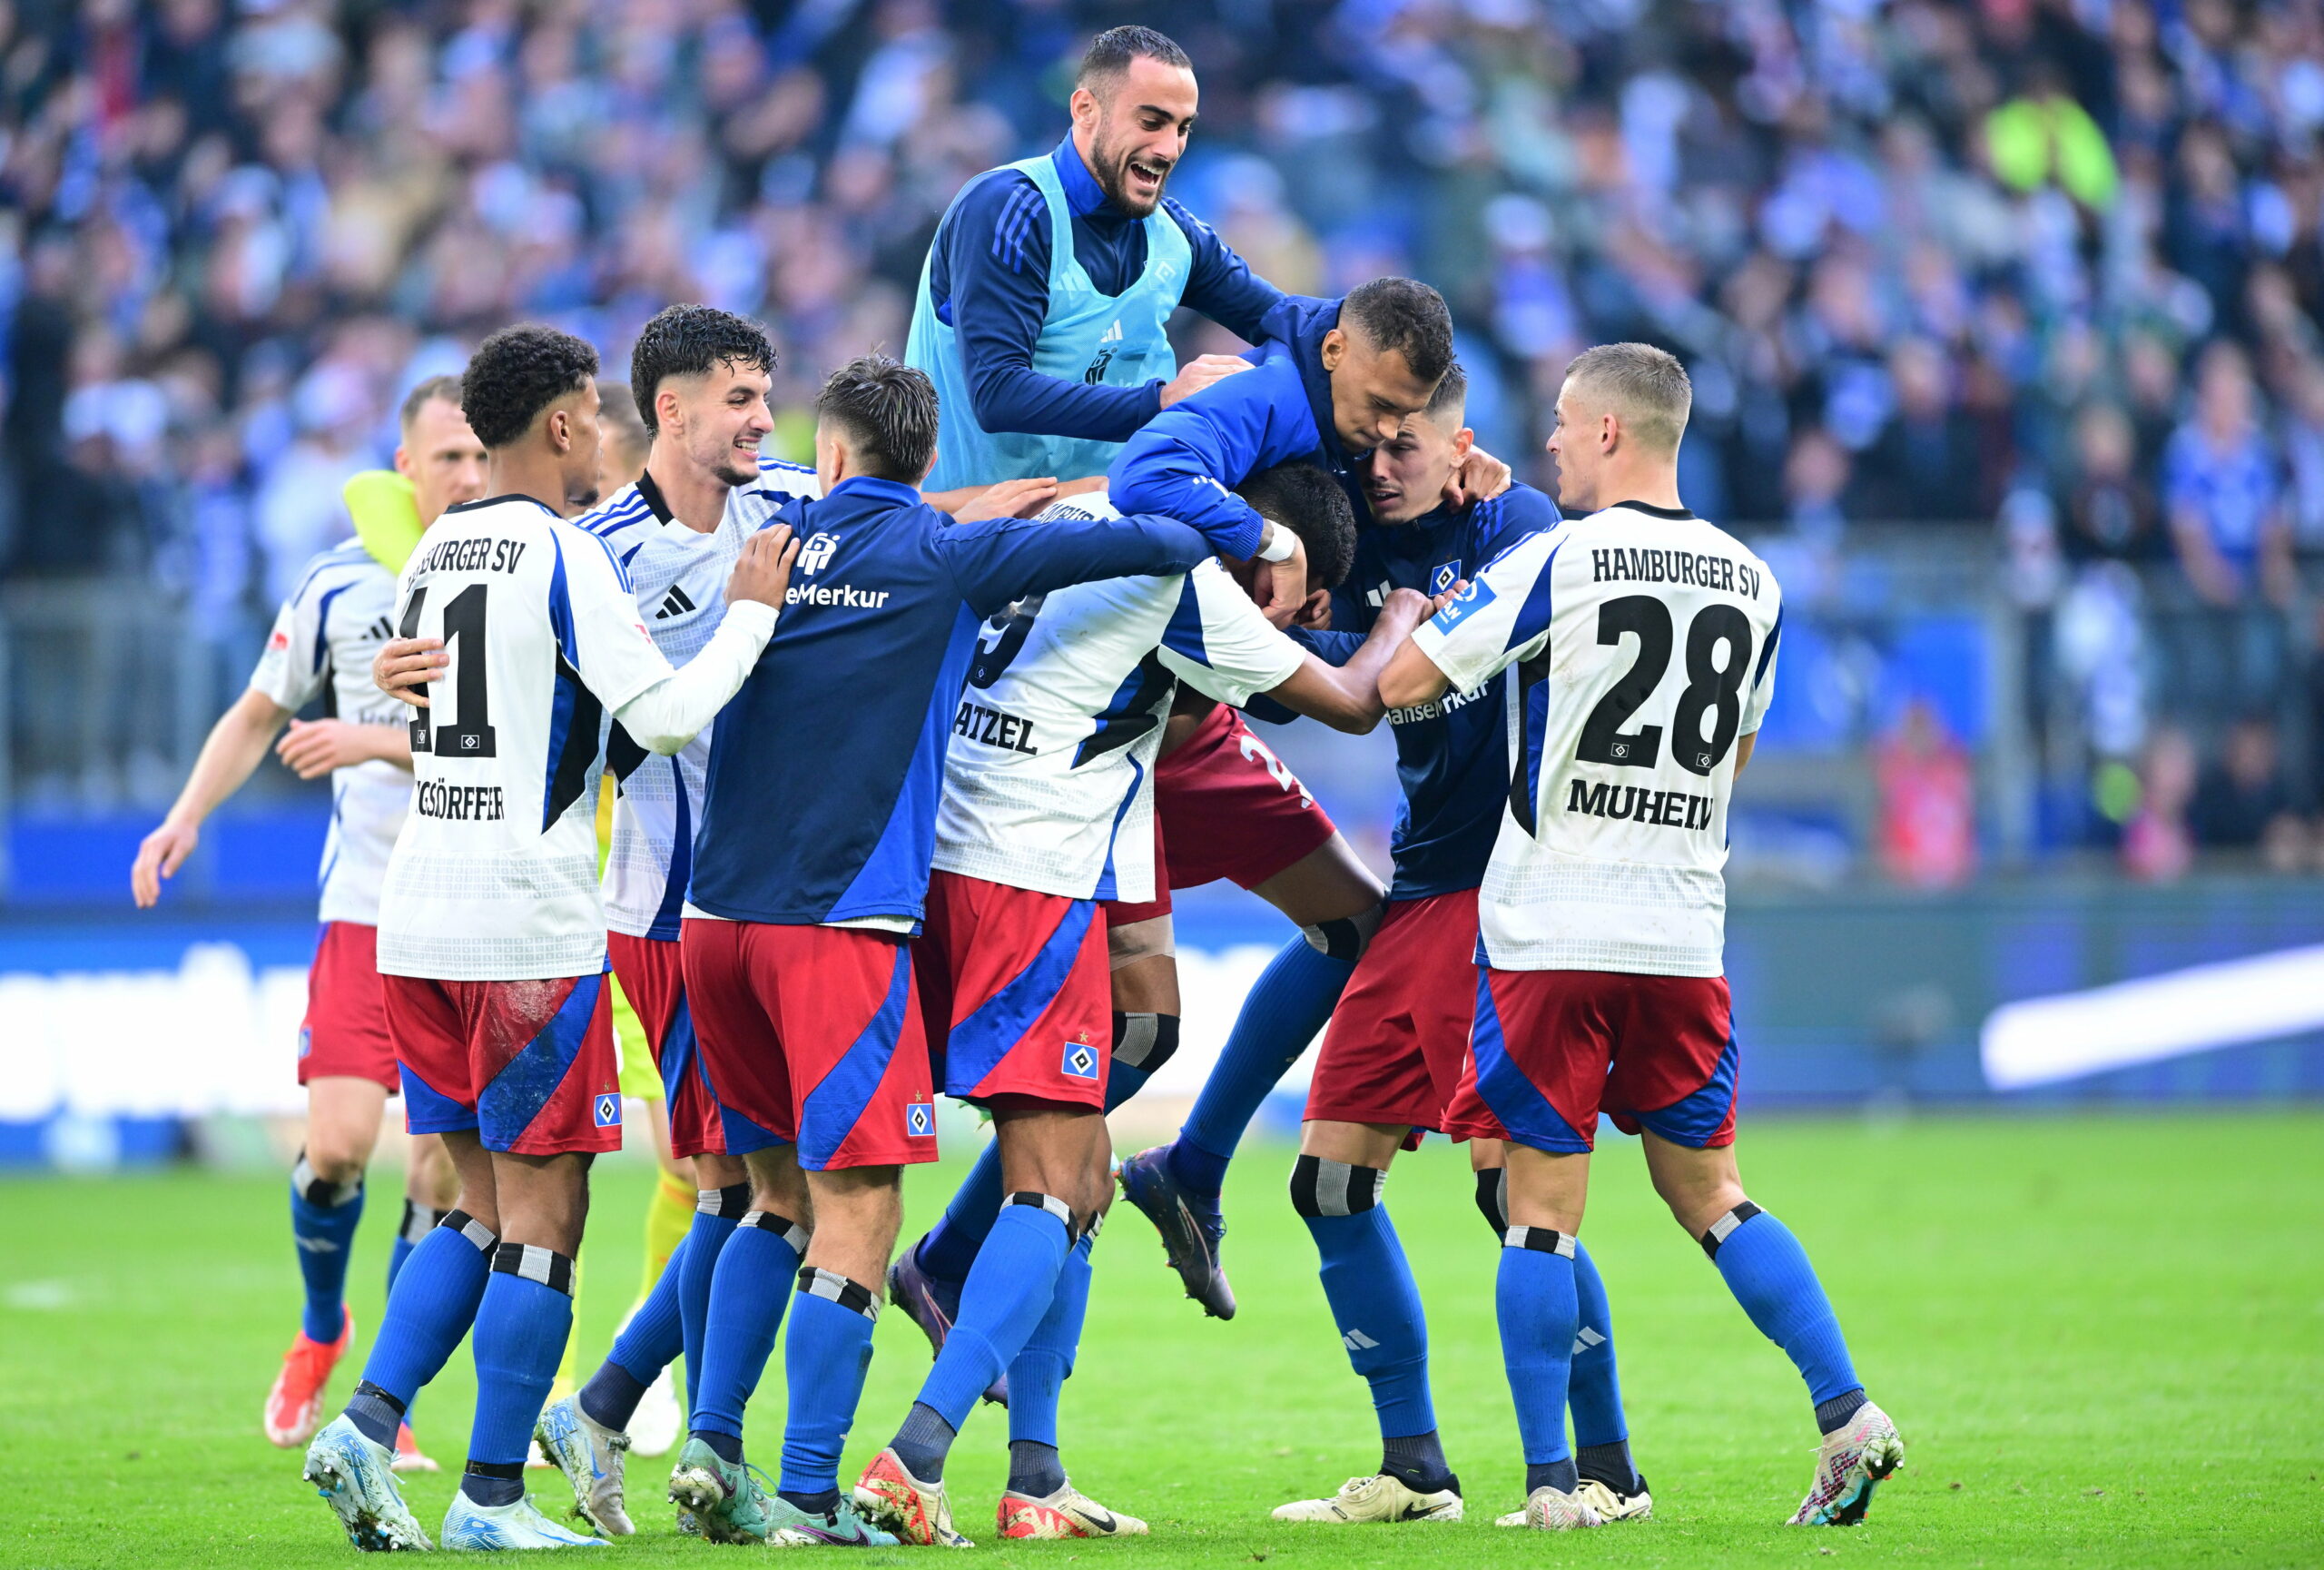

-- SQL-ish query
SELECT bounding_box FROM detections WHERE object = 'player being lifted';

[1378,343,1904,1530]
[1255,364,1645,1528]
[852,462,1430,1546]
[301,323,800,1553]
[132,376,481,1469]
[661,356,1278,1547]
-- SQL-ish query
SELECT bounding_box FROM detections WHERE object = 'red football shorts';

[680,918,938,1170]
[918,871,1111,1111]
[1443,968,1738,1153]
[298,922,399,1091]
[1304,889,1479,1145]
[608,932,726,1160]
[1105,705,1338,926]
[383,971,622,1155]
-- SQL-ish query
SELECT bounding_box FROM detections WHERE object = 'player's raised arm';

[592,525,798,756]
[1104,360,1307,558]
[1261,588,1436,732]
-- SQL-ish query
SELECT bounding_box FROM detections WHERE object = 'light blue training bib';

[907,153,1192,493]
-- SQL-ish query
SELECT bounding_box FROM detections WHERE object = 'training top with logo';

[685,475,1218,931]
[1412,501,1782,977]
[377,493,779,982]
[248,538,411,925]
[578,459,822,941]
[932,488,1307,903]
[1295,481,1564,900]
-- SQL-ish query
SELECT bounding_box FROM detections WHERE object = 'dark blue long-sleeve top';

[687,476,1212,928]
[924,138,1288,447]
[1106,294,1350,560]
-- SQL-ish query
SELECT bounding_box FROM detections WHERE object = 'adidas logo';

[1573,1324,1606,1355]
[362,615,394,641]
[1342,1328,1378,1351]
[655,585,697,620]
[295,1237,344,1254]
[1099,320,1124,345]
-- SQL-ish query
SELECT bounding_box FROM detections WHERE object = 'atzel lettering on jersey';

[1412,501,1781,977]
[248,540,411,925]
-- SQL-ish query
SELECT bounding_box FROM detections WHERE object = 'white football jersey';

[378,494,682,981]
[931,489,1306,903]
[1413,501,1781,977]
[582,461,822,940]
[248,539,410,926]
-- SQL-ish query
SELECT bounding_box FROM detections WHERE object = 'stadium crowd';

[5,0,2324,871]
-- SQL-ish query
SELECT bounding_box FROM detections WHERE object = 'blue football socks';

[290,1154,364,1345]
[688,1211,809,1445]
[463,1244,576,1504]
[1569,1239,1639,1490]
[1007,1229,1094,1451]
[388,1198,444,1299]
[344,1210,497,1444]
[580,1233,686,1432]
[915,1199,1071,1439]
[1702,1203,1865,1421]
[1497,1228,1580,1487]
[1169,939,1354,1195]
[780,1269,881,1504]
[1291,1156,1449,1490]
[678,1185,752,1414]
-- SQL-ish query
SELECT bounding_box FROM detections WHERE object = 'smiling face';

[658,358,774,489]
[1071,54,1199,218]
[1322,326,1440,458]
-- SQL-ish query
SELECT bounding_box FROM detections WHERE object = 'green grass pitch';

[2,1113,2318,1568]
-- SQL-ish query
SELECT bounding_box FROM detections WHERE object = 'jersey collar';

[445,493,560,518]
[635,467,675,523]
[1609,499,1696,520]
[828,474,922,508]
[1053,136,1120,222]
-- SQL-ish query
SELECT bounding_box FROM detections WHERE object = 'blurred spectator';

[2189,716,2295,849]
[2061,404,2164,564]
[1873,699,1977,889]
[2163,343,2294,609]
[2122,726,2199,883]
[1854,339,1984,523]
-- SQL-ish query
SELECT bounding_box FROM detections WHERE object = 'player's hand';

[1054,476,1109,499]
[131,819,199,908]
[1160,354,1253,409]
[1428,578,1467,615]
[1292,589,1333,630]
[1377,587,1435,631]
[954,478,1059,522]
[375,637,446,707]
[1250,530,1310,629]
[1444,445,1512,508]
[275,718,379,780]
[728,523,801,609]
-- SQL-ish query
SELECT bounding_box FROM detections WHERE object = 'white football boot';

[1788,1402,1905,1526]
[303,1414,432,1552]
[442,1491,610,1549]
[1575,1474,1653,1521]
[1271,1474,1462,1523]
[1494,1485,1605,1529]
[533,1395,635,1535]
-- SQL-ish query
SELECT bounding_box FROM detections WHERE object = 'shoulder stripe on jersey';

[755,456,814,476]
[1504,541,1563,655]
[311,581,358,676]
[1160,577,1210,667]
[995,183,1044,274]
[287,548,379,607]
[561,518,635,595]
[582,499,653,538]
[539,532,607,834]
[1754,608,1783,686]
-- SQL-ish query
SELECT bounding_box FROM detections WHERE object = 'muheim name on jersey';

[1566,777,1715,831]
[1591,546,1763,599]
[416,781,507,821]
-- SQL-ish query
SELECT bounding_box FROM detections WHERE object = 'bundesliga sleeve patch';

[1061,1036,1101,1081]
[593,1093,623,1129]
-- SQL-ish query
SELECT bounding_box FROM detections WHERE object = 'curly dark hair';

[815,354,939,482]
[1236,462,1357,590]
[460,323,599,449]
[628,304,777,435]
[1342,278,1455,389]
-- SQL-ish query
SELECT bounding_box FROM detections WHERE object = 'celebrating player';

[132,375,480,1469]
[1378,343,1904,1530]
[856,462,1429,1546]
[661,355,1281,1546]
[300,323,800,1553]
[521,308,823,1538]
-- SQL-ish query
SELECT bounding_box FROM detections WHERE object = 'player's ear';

[392,443,414,480]
[1452,427,1475,460]
[1069,84,1099,132]
[1320,329,1345,372]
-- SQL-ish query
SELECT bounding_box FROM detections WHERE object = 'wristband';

[1254,524,1297,563]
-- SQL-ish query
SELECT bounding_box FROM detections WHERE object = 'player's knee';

[1288,1152,1387,1218]
[293,1147,364,1205]
[1110,1011,1179,1074]
[299,1136,369,1188]
[1301,901,1384,964]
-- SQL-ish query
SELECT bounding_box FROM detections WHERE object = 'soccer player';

[664,355,1277,1547]
[300,323,801,1553]
[132,375,481,1469]
[1262,364,1647,1526]
[1378,343,1904,1529]
[1105,277,1485,1311]
[855,463,1429,1546]
[527,307,822,1537]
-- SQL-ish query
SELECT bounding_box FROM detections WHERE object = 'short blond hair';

[1563,342,1691,454]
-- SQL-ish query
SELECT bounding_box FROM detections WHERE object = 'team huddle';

[133,25,1903,1555]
